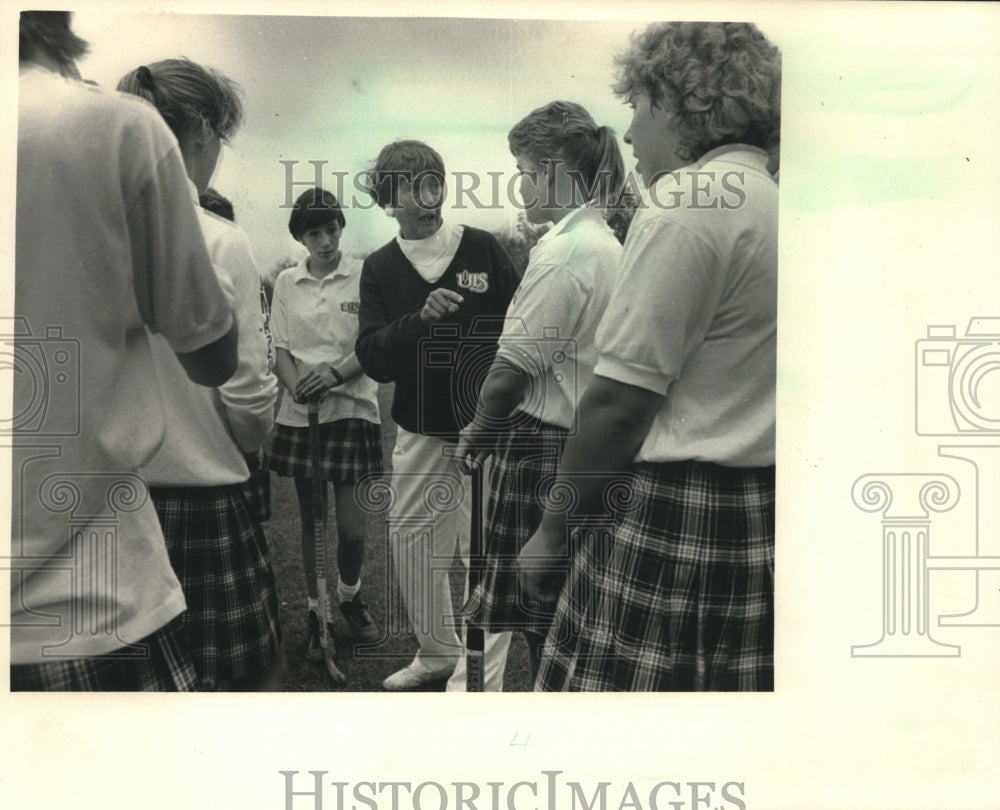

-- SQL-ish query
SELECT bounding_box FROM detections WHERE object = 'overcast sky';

[71,13,680,272]
[54,6,995,276]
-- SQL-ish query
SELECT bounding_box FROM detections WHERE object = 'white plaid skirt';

[537,461,775,692]
[463,415,567,635]
[151,484,282,689]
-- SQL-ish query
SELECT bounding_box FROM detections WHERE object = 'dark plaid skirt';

[242,448,272,523]
[464,415,568,635]
[10,616,198,692]
[537,461,775,692]
[151,484,282,689]
[268,418,383,482]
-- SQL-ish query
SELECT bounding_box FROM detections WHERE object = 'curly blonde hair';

[614,22,781,169]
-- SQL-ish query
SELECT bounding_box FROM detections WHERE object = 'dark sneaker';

[339,594,380,643]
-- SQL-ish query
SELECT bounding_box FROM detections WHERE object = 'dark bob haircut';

[288,187,346,241]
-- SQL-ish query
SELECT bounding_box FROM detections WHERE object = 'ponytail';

[125,66,171,122]
[588,125,626,209]
[117,58,244,146]
[508,100,625,211]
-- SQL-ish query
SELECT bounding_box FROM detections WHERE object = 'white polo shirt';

[270,256,380,427]
[141,181,279,486]
[496,205,622,429]
[595,145,778,467]
[13,64,234,662]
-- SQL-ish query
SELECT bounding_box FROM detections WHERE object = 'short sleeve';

[269,271,291,351]
[497,262,581,375]
[128,143,233,354]
[595,216,723,395]
[212,220,278,453]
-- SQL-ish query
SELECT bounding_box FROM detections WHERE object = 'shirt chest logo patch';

[340,301,360,314]
[456,270,489,293]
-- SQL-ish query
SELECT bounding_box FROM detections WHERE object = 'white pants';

[389,428,510,690]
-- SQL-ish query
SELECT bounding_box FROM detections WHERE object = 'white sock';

[308,597,319,614]
[338,578,360,604]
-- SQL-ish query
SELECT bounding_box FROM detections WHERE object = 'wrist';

[328,366,344,386]
[537,511,568,547]
[464,415,492,436]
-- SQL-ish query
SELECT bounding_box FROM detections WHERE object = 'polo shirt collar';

[292,256,352,283]
[537,204,602,245]
[694,144,769,174]
[647,145,772,200]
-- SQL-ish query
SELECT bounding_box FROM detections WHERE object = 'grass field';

[265,382,532,692]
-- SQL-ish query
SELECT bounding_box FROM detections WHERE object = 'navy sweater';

[356,227,519,438]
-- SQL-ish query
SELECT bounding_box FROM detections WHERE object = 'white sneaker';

[382,661,452,691]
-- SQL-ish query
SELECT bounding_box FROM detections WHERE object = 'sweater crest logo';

[456,270,489,294]
[340,301,360,314]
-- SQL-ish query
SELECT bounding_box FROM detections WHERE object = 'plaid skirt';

[10,616,197,692]
[537,461,775,692]
[268,418,383,482]
[151,484,282,689]
[242,448,272,523]
[464,415,568,635]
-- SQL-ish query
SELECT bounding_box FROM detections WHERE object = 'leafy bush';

[490,212,550,278]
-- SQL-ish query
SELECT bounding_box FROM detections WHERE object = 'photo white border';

[2,2,999,809]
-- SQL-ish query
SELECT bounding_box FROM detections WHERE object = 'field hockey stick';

[466,457,486,692]
[308,398,346,685]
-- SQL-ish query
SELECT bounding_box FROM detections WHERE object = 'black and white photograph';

[9,9,779,694]
[2,1,998,808]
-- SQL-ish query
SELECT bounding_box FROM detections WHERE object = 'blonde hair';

[117,57,244,145]
[365,140,445,209]
[508,100,625,208]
